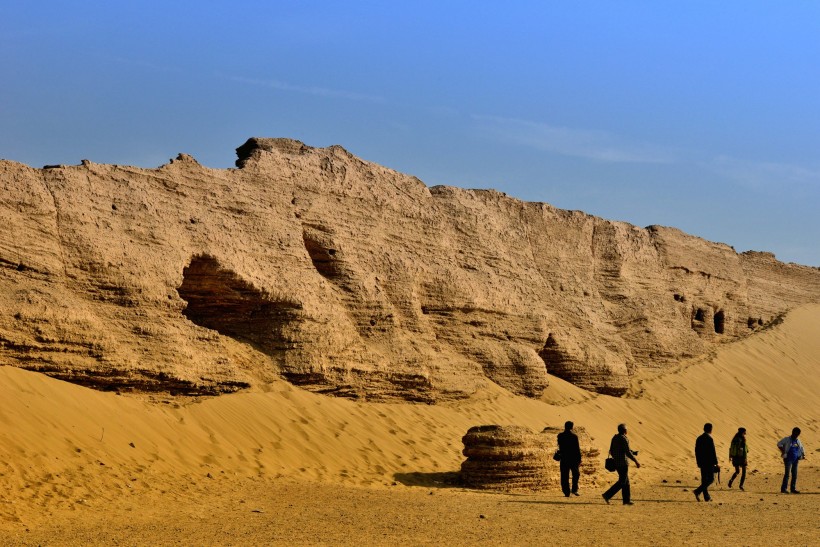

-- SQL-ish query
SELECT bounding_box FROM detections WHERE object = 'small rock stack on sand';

[461,424,602,491]
[460,425,554,490]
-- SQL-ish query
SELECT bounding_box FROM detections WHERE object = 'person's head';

[791,427,801,438]
[564,421,574,431]
[617,423,627,434]
[703,423,713,434]
[738,427,746,436]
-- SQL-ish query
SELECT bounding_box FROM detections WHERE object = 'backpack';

[729,436,745,458]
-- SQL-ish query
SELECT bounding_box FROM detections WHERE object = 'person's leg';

[702,468,714,501]
[695,467,713,500]
[694,467,705,497]
[603,467,626,501]
[739,465,746,489]
[603,478,621,501]
[570,464,580,494]
[790,460,799,492]
[781,460,790,492]
[621,467,632,504]
[560,463,570,496]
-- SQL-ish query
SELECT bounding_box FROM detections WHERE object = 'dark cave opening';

[714,310,725,334]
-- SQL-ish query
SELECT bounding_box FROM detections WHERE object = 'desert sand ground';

[1,305,818,546]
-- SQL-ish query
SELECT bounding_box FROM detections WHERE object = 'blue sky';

[2,1,818,265]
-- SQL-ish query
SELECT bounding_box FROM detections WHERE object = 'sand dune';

[1,304,818,544]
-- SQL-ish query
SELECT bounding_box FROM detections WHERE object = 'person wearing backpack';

[728,427,748,490]
[777,427,806,494]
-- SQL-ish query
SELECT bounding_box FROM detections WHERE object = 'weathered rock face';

[1,138,819,401]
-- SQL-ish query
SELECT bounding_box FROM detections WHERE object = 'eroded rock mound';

[460,425,602,491]
[1,139,819,401]
[461,425,554,490]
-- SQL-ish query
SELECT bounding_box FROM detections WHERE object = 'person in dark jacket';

[728,427,748,490]
[602,423,640,505]
[694,423,719,502]
[556,421,582,497]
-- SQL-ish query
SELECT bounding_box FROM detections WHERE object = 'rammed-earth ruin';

[460,425,601,491]
[1,138,819,401]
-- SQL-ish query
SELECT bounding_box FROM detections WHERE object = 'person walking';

[777,427,806,494]
[694,423,718,502]
[602,423,640,505]
[728,427,748,490]
[556,421,582,497]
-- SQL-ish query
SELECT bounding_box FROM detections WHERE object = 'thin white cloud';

[472,114,677,164]
[710,155,820,190]
[223,74,386,104]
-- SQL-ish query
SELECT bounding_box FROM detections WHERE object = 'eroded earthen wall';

[1,139,819,401]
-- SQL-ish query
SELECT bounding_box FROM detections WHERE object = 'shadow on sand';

[508,495,683,506]
[393,471,463,488]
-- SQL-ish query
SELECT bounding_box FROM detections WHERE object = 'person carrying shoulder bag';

[602,423,640,505]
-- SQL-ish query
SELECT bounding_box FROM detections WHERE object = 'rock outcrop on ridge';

[1,138,819,401]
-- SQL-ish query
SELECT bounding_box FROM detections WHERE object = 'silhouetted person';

[777,427,806,493]
[557,421,582,497]
[728,427,748,490]
[694,423,718,502]
[602,423,640,505]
